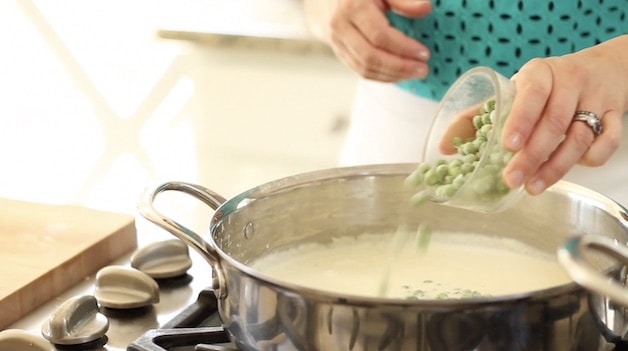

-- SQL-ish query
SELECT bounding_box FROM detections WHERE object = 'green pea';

[489,151,503,165]
[435,164,449,178]
[481,112,492,125]
[473,174,496,194]
[489,109,497,123]
[415,224,431,251]
[472,114,484,129]
[410,190,430,206]
[452,174,466,188]
[405,170,424,187]
[448,159,462,168]
[461,163,475,174]
[423,169,440,186]
[479,124,493,136]
[446,166,460,178]
[478,142,488,155]
[417,162,432,173]
[494,180,510,195]
[483,99,495,113]
[435,159,448,166]
[461,142,478,155]
[472,137,485,150]
[474,135,487,144]
[436,184,458,198]
[462,154,478,164]
[481,163,500,175]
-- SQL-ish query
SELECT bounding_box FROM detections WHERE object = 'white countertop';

[157,0,314,40]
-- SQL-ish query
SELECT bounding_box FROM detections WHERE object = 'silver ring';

[573,110,603,136]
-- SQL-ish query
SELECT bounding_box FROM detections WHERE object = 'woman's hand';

[502,35,628,195]
[304,0,432,82]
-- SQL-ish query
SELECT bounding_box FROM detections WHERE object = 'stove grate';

[126,288,232,351]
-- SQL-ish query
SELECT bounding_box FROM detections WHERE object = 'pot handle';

[558,235,628,307]
[138,182,228,296]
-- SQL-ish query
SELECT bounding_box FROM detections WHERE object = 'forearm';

[303,0,337,43]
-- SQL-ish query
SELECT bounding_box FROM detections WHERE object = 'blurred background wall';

[0,0,356,234]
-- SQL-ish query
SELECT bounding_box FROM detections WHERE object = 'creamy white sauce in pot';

[251,232,572,299]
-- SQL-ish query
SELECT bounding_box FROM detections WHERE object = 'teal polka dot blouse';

[388,0,626,100]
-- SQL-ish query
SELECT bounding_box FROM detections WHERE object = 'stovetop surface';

[9,249,218,351]
[8,246,628,351]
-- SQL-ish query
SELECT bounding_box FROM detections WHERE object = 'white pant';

[339,79,440,166]
[339,78,628,207]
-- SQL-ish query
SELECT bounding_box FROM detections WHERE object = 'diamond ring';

[573,110,603,136]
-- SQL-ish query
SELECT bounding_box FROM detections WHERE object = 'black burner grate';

[126,289,232,351]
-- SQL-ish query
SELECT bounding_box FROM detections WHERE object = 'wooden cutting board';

[0,198,137,329]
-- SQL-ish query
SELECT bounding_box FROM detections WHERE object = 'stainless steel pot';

[138,164,628,351]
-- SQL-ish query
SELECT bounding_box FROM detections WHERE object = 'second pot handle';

[558,235,628,307]
[138,181,228,297]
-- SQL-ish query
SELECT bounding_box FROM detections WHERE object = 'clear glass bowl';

[417,66,524,213]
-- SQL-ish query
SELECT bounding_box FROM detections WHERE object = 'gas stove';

[4,237,229,351]
[5,238,628,351]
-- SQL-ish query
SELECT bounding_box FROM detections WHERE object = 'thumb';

[438,103,480,155]
[386,0,432,17]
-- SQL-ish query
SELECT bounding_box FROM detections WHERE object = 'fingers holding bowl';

[507,108,622,195]
[520,110,599,195]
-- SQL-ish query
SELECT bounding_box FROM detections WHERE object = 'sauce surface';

[251,232,572,299]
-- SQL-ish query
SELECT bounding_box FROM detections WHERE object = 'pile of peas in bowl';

[405,66,524,214]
